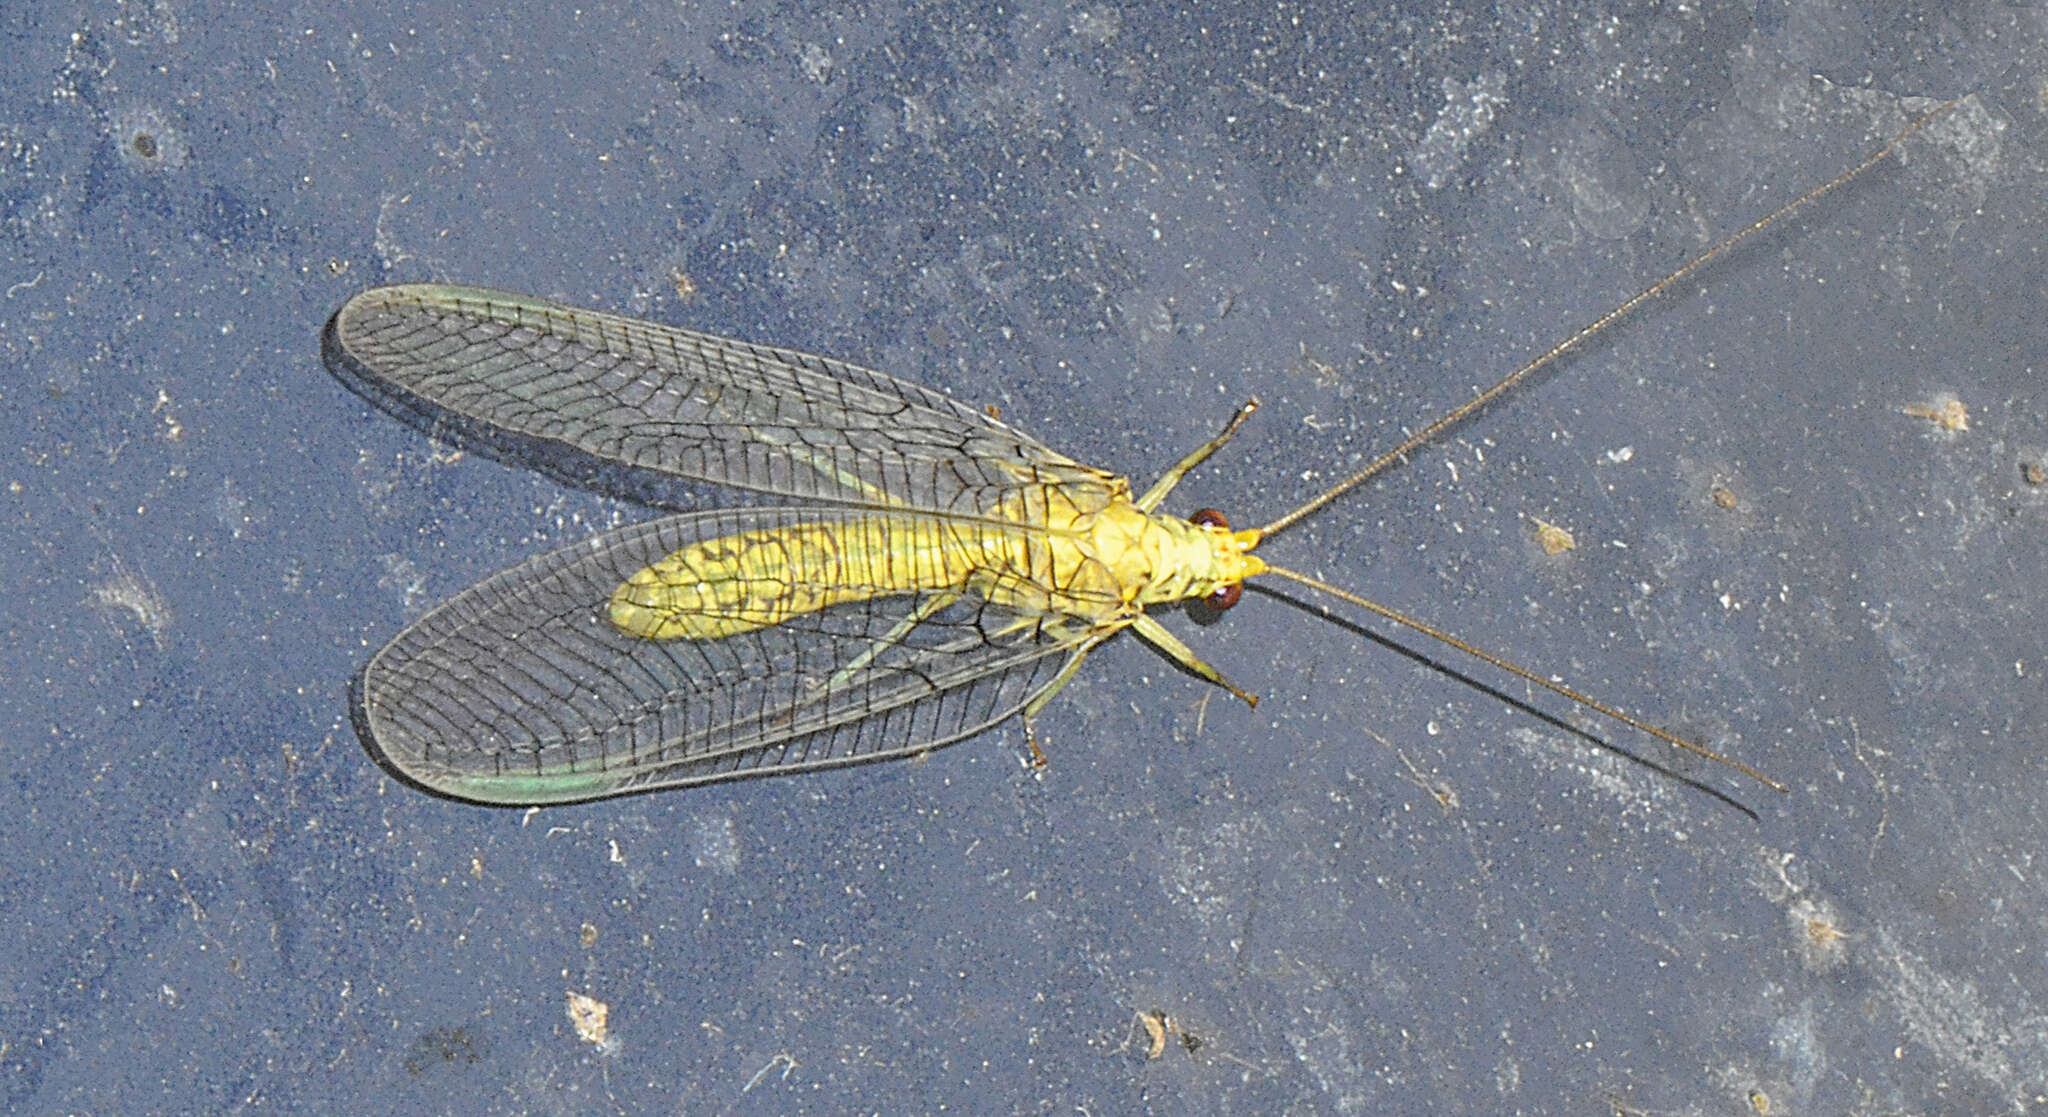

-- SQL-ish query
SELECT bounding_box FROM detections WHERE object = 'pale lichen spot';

[91,556,171,650]
[109,101,187,174]
[690,814,740,873]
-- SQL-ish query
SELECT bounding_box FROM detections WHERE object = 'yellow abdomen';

[610,514,1034,639]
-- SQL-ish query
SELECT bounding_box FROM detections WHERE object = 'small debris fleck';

[1901,397,1969,432]
[2021,460,2046,486]
[1138,1009,1168,1059]
[565,991,610,1047]
[1119,1008,1209,1061]
[1531,518,1576,555]
[1786,896,1851,971]
[1710,483,1738,510]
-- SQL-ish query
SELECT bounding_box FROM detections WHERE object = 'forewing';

[355,508,1093,805]
[325,283,1120,516]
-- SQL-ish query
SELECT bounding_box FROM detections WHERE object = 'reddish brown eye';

[1190,509,1240,610]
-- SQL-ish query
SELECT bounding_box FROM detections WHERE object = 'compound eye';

[1189,509,1241,610]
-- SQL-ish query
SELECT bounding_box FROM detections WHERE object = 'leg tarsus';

[1137,400,1260,511]
[1013,629,1132,772]
[1022,717,1050,771]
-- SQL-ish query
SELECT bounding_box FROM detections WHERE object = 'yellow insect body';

[611,480,1268,641]
[332,97,1954,803]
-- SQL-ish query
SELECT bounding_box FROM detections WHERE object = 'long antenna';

[1242,97,1965,794]
[1258,97,1963,539]
[1262,563,1788,791]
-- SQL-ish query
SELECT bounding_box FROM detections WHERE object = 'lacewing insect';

[326,100,1959,806]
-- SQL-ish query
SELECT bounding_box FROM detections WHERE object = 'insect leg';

[824,591,960,689]
[1020,624,1119,720]
[1136,400,1260,511]
[1011,627,1110,765]
[1128,615,1258,707]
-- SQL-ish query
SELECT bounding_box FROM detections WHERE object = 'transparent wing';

[355,507,1097,805]
[324,283,1121,516]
